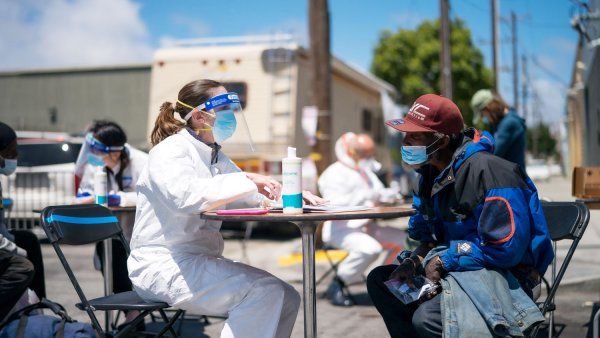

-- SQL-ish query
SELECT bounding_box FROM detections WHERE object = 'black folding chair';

[40,204,183,337]
[529,201,590,338]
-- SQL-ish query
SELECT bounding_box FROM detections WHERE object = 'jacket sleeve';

[494,118,523,158]
[440,187,531,271]
[407,194,437,243]
[146,142,258,213]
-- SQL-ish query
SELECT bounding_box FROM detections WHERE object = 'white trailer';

[147,35,397,178]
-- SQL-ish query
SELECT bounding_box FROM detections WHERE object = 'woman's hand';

[246,173,282,200]
[72,196,95,205]
[302,191,328,206]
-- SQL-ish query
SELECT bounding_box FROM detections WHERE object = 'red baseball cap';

[386,94,464,135]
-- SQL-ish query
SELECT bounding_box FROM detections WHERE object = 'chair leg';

[323,249,358,302]
[114,310,151,338]
[156,309,183,338]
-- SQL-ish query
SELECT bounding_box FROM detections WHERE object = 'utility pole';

[521,54,528,121]
[440,0,453,99]
[309,0,332,173]
[511,11,519,112]
[491,0,499,91]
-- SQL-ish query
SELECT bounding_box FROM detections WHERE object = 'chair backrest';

[41,204,122,245]
[541,201,589,241]
[39,204,127,335]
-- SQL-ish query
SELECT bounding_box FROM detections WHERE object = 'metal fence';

[2,168,75,230]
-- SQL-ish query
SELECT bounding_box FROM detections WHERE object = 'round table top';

[201,206,415,222]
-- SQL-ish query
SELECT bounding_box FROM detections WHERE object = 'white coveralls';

[79,145,148,239]
[128,129,300,338]
[79,145,148,196]
[318,154,406,285]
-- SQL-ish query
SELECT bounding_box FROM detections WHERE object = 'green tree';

[372,19,493,125]
[527,122,557,158]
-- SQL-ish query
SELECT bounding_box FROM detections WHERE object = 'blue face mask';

[87,153,105,167]
[482,116,491,125]
[401,137,443,167]
[0,159,17,176]
[212,109,237,143]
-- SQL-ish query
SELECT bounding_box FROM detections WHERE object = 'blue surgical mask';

[0,159,17,176]
[87,153,105,167]
[212,109,237,143]
[401,137,443,167]
[482,116,491,125]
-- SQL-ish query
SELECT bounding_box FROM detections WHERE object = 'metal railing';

[2,168,75,230]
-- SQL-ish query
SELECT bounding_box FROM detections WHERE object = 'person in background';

[76,120,148,217]
[318,132,406,307]
[367,94,551,337]
[128,79,325,338]
[470,89,526,169]
[0,122,35,320]
[74,120,148,328]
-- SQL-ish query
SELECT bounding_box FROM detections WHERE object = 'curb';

[558,274,600,292]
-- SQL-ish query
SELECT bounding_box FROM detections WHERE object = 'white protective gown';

[79,145,148,239]
[318,144,406,284]
[128,129,300,338]
[79,145,148,203]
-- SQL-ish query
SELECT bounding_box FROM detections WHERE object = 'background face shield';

[203,92,255,152]
[74,134,123,176]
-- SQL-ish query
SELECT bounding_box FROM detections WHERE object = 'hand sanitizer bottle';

[282,147,303,214]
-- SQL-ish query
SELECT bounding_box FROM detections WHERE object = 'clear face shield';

[182,92,255,152]
[74,133,124,177]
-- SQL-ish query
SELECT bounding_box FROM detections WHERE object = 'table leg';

[295,221,317,338]
[103,238,113,331]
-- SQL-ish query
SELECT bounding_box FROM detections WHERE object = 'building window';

[223,82,248,109]
[374,116,385,145]
[362,109,372,132]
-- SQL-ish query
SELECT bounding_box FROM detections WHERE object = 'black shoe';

[326,278,354,307]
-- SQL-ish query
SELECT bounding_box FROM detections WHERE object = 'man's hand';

[389,258,417,287]
[424,256,446,283]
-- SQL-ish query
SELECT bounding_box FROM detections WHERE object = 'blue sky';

[1,0,579,124]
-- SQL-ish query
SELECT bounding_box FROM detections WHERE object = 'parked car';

[1,131,82,230]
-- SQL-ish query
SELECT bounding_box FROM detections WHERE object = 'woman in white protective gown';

[128,79,323,338]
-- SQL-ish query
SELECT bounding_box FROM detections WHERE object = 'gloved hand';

[15,246,27,257]
[424,256,446,283]
[389,258,418,287]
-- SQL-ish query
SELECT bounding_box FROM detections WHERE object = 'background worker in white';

[318,133,406,306]
[74,120,149,328]
[76,120,148,239]
[128,79,315,338]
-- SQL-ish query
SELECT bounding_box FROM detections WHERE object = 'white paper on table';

[269,204,371,213]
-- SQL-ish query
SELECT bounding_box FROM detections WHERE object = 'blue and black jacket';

[409,128,553,275]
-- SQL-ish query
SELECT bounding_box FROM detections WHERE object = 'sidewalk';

[535,176,600,286]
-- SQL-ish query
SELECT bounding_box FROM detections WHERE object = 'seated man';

[367,94,553,337]
[0,122,35,320]
[319,133,406,306]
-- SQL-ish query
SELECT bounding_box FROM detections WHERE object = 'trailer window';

[362,109,373,132]
[224,82,248,109]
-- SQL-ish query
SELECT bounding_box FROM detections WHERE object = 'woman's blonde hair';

[150,79,223,146]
